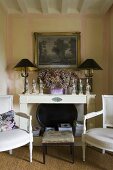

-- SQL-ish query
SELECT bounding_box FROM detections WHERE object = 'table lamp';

[77,58,103,92]
[78,58,102,77]
[14,59,37,94]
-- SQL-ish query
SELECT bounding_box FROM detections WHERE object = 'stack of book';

[45,127,55,131]
[33,127,41,137]
[75,121,84,136]
[41,122,84,137]
[59,123,72,131]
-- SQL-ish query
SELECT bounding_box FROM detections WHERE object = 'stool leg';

[42,144,46,164]
[71,143,74,163]
[45,146,47,154]
[70,145,72,154]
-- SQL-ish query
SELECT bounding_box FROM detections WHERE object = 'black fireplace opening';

[36,104,78,135]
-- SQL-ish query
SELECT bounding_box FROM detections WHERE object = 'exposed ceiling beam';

[0,0,112,15]
[40,0,48,14]
[16,0,28,13]
[0,0,9,13]
[80,0,88,13]
[61,0,69,14]
[101,0,113,14]
[77,0,85,12]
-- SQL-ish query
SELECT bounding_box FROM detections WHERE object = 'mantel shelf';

[19,94,96,114]
[19,94,96,104]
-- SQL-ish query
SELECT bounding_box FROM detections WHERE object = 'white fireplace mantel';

[19,94,96,115]
[19,94,96,145]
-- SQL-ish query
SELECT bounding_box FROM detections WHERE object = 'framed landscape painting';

[34,32,81,68]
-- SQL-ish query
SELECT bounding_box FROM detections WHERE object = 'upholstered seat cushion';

[82,128,113,150]
[42,130,74,143]
[0,129,31,151]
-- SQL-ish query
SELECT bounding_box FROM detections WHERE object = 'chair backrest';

[36,104,78,132]
[0,95,13,114]
[102,95,113,128]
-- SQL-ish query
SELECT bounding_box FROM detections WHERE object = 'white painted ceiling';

[0,0,113,15]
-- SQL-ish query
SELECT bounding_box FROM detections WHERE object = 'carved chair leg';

[102,149,105,154]
[82,142,86,161]
[29,142,33,162]
[9,150,12,155]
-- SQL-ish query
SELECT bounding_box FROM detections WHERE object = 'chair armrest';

[15,112,30,118]
[15,112,32,133]
[84,110,103,120]
[83,110,103,134]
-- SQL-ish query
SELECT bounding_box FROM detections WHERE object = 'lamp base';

[85,77,93,93]
[22,91,29,94]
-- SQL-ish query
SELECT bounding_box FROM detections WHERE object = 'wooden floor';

[0,146,113,170]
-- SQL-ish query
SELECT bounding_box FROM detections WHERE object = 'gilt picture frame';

[34,32,81,68]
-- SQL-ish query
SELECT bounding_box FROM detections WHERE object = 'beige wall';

[0,8,113,115]
[7,15,105,93]
[109,7,113,94]
[5,14,108,111]
[0,8,7,94]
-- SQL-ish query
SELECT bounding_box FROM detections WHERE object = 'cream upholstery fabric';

[0,95,33,162]
[42,130,74,143]
[82,128,113,150]
[82,95,113,162]
[0,129,30,151]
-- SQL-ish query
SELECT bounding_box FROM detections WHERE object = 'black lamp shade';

[78,59,102,70]
[14,59,37,94]
[14,59,37,71]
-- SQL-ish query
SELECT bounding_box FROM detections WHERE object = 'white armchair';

[82,95,113,161]
[0,95,33,162]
